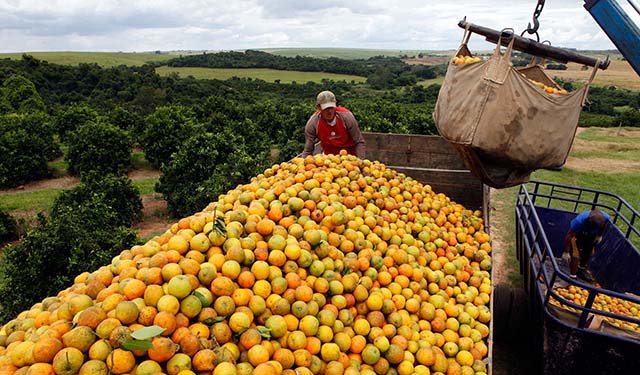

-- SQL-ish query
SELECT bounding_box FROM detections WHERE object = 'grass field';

[155,66,367,83]
[0,177,158,212]
[0,51,177,67]
[418,76,445,87]
[550,59,640,90]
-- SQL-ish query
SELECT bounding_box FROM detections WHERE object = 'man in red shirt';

[301,91,366,159]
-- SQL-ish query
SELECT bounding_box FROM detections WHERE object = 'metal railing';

[515,180,640,343]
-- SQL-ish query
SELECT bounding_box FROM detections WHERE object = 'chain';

[522,0,545,41]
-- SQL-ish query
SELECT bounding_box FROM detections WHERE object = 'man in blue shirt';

[563,210,610,281]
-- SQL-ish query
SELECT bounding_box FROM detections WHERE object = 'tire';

[492,282,512,342]
[507,287,529,343]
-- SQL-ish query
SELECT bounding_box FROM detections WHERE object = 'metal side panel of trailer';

[515,180,640,375]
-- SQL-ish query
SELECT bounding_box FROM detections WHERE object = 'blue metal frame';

[515,180,640,341]
[585,0,640,75]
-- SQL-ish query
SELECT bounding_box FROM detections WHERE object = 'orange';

[272,348,295,370]
[105,348,135,374]
[237,270,256,288]
[350,335,367,354]
[31,337,63,364]
[214,296,236,317]
[168,275,193,299]
[239,328,262,350]
[256,219,276,236]
[192,349,217,372]
[229,312,251,333]
[88,339,112,361]
[231,288,253,307]
[62,325,97,352]
[248,344,270,366]
[148,336,178,363]
[178,333,201,357]
[134,360,162,375]
[52,348,84,375]
[153,311,177,336]
[211,276,236,297]
[114,301,139,325]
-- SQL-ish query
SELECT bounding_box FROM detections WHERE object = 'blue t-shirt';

[570,210,610,237]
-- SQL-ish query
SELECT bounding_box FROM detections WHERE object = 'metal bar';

[578,291,598,328]
[628,0,640,16]
[585,0,640,75]
[458,19,610,69]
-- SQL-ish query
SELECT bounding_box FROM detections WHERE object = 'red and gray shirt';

[301,107,366,158]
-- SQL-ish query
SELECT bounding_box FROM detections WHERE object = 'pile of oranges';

[526,78,569,95]
[452,55,482,65]
[551,285,640,332]
[0,152,492,375]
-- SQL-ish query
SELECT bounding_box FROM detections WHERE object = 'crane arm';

[585,0,640,75]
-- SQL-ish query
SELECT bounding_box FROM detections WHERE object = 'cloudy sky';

[0,0,638,53]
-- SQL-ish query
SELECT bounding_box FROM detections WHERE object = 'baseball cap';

[316,91,337,110]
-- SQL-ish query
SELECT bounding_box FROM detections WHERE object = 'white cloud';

[0,0,638,52]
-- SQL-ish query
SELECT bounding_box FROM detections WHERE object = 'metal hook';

[527,17,540,35]
[522,0,545,42]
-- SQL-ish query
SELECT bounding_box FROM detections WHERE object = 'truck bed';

[515,180,640,375]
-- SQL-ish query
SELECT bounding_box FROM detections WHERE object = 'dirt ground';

[0,169,170,240]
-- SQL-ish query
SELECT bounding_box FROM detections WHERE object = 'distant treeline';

[161,50,446,89]
[0,55,332,114]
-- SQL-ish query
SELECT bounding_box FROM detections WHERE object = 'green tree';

[0,207,16,243]
[142,105,201,169]
[615,108,640,127]
[66,120,132,176]
[0,201,137,322]
[0,113,55,187]
[52,172,143,227]
[107,106,145,145]
[156,131,267,218]
[22,111,62,161]
[1,74,46,114]
[55,103,99,142]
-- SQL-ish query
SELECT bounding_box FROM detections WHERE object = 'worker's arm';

[564,231,580,258]
[564,231,580,277]
[570,235,580,258]
[300,116,319,158]
[341,112,366,159]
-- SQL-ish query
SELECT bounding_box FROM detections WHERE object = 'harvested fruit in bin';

[453,55,482,65]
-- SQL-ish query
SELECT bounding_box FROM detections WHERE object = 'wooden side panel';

[364,133,468,170]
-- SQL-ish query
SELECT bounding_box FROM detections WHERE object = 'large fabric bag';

[433,28,598,188]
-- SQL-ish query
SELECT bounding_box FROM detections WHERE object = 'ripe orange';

[148,336,178,363]
[52,347,84,375]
